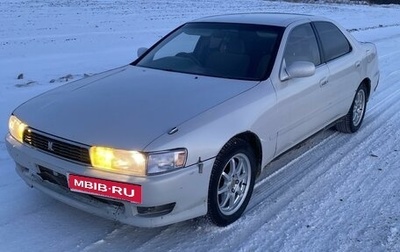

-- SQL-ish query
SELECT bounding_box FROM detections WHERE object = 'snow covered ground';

[1,0,400,251]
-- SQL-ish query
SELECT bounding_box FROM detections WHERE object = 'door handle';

[355,61,361,68]
[319,78,328,87]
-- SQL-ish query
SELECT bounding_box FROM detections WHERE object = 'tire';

[336,83,368,133]
[207,138,256,226]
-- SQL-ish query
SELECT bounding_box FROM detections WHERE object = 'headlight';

[147,149,187,174]
[9,115,28,143]
[90,146,147,176]
[89,147,187,176]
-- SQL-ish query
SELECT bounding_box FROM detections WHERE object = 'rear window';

[314,21,351,62]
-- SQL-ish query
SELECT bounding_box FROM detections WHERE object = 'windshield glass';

[135,22,283,80]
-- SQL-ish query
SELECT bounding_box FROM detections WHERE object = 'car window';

[136,23,284,80]
[153,33,200,60]
[283,23,321,66]
[314,21,351,62]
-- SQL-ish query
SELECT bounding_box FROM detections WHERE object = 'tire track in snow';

[230,86,400,251]
[81,224,170,252]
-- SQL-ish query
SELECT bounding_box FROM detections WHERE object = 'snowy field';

[1,0,400,251]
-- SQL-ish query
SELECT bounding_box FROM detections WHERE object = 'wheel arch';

[361,78,371,101]
[230,131,262,176]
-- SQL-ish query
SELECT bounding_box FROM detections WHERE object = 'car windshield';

[135,22,284,80]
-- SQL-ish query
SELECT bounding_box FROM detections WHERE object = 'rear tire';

[336,83,367,133]
[207,138,256,226]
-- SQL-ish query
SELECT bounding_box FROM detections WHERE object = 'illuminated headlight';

[90,147,147,176]
[89,147,187,176]
[147,149,187,174]
[9,115,28,143]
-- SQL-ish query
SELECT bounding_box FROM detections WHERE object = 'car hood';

[14,65,257,150]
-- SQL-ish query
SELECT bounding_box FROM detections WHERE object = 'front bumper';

[6,134,214,227]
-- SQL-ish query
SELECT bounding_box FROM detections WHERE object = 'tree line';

[366,0,399,3]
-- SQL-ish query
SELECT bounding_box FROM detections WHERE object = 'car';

[6,13,379,228]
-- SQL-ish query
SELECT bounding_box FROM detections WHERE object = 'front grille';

[23,129,91,164]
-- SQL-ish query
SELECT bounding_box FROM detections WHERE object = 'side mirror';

[280,60,316,81]
[137,47,148,58]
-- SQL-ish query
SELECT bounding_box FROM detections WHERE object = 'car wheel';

[336,83,368,133]
[207,138,256,226]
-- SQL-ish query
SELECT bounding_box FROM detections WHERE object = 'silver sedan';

[6,13,379,227]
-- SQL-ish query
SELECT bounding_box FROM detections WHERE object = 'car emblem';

[47,141,54,151]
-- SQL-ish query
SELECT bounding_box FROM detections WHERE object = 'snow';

[1,0,400,251]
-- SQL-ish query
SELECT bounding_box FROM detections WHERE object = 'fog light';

[137,203,176,217]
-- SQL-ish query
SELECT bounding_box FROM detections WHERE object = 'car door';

[273,23,330,154]
[313,21,361,122]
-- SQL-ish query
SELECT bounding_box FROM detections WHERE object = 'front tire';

[207,138,256,226]
[336,83,368,133]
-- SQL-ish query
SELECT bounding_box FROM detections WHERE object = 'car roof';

[192,13,322,27]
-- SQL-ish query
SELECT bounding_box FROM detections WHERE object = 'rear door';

[313,21,361,122]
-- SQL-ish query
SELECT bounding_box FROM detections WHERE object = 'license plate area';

[68,174,142,203]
